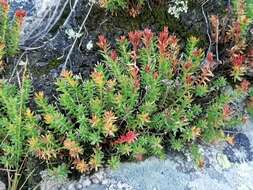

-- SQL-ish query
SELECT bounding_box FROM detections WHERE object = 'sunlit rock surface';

[103,120,253,190]
[9,0,62,45]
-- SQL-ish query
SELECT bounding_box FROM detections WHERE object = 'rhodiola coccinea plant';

[209,0,253,82]
[0,27,250,177]
[0,0,26,71]
[32,27,250,170]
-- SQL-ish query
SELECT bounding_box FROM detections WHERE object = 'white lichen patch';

[65,28,83,39]
[86,40,93,50]
[216,153,232,169]
[167,0,188,19]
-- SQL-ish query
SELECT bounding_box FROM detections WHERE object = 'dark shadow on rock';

[223,133,253,163]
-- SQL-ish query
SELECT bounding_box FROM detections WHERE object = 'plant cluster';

[1,28,250,187]
[0,73,38,189]
[228,0,253,81]
[0,0,26,72]
[1,0,253,189]
[209,0,253,82]
[98,0,145,17]
[37,27,251,169]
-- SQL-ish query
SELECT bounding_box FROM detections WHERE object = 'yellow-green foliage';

[0,76,41,189]
[0,0,252,188]
[99,0,146,16]
[247,88,253,117]
[38,28,249,168]
[246,0,253,18]
[232,0,252,33]
[0,1,25,62]
[223,0,252,82]
[0,28,251,187]
[0,78,35,169]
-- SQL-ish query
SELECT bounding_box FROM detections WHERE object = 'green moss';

[248,89,253,118]
[246,0,253,19]
[30,58,62,77]
[247,106,253,118]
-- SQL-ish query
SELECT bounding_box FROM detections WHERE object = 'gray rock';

[40,169,68,190]
[0,181,6,190]
[107,184,117,190]
[81,178,91,187]
[94,170,106,181]
[18,0,65,45]
[101,179,109,185]
[49,69,59,79]
[117,182,124,189]
[87,184,105,190]
[40,179,61,190]
[90,177,100,185]
[75,183,83,190]
[90,170,106,185]
[59,186,67,190]
[118,182,133,190]
[36,62,49,67]
[67,183,75,190]
[7,0,56,44]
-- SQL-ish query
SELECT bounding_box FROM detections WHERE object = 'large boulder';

[9,0,65,45]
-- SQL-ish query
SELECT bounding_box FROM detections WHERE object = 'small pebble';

[50,69,59,79]
[250,28,253,35]
[36,62,49,67]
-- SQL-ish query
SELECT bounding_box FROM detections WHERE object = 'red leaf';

[110,50,117,61]
[114,131,139,144]
[143,28,153,48]
[15,9,27,23]
[240,80,250,93]
[158,27,169,56]
[0,0,8,11]
[97,35,108,51]
[232,54,245,67]
[129,31,143,51]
